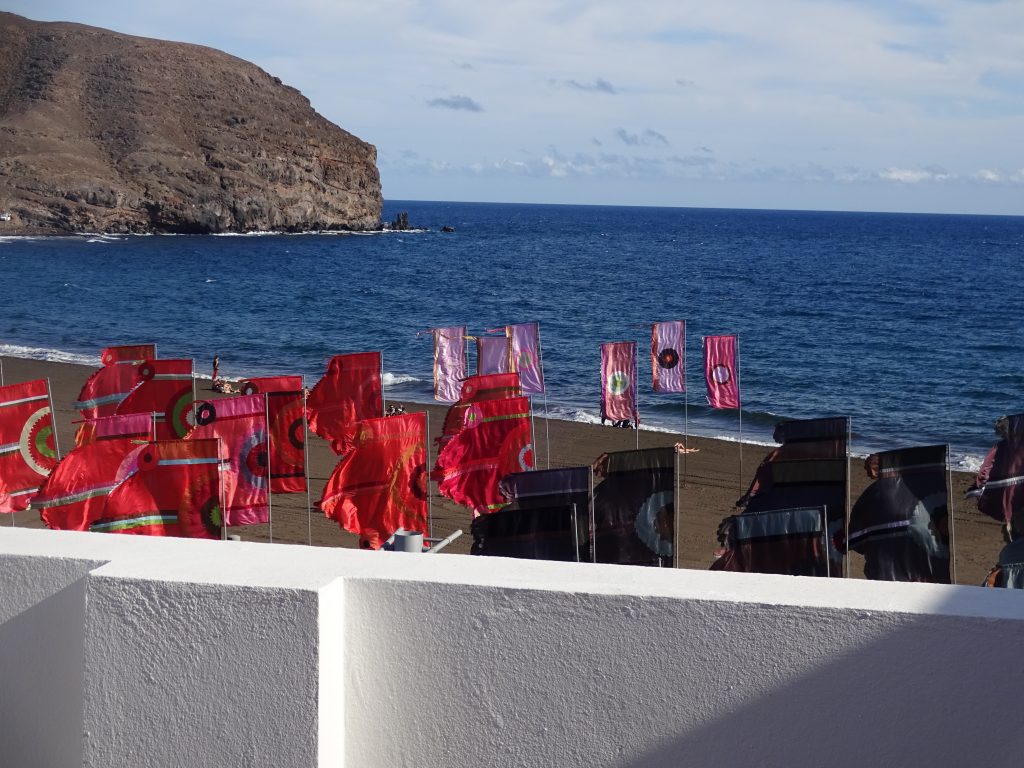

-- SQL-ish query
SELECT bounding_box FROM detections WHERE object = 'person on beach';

[212,355,220,383]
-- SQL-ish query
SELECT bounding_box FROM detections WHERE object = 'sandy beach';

[1,355,1004,586]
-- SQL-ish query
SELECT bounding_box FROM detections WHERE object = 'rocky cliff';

[0,13,382,234]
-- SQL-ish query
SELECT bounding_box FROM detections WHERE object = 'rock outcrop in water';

[0,13,382,234]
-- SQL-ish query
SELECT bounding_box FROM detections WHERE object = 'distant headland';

[0,12,382,235]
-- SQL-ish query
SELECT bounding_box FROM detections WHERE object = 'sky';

[8,1,1024,214]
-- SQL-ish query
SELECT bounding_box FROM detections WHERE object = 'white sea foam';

[382,372,422,387]
[0,344,99,367]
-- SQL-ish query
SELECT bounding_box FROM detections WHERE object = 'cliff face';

[0,13,382,234]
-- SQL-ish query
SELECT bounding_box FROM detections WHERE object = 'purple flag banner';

[601,342,638,425]
[507,322,545,395]
[477,335,511,376]
[652,321,686,393]
[433,326,467,402]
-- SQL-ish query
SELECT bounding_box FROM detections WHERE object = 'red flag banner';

[115,359,195,439]
[75,412,154,447]
[477,335,510,376]
[307,352,382,448]
[439,373,522,447]
[90,438,222,538]
[703,335,740,409]
[507,322,545,395]
[600,341,638,425]
[433,326,467,403]
[267,389,306,493]
[0,378,59,513]
[432,396,534,515]
[652,321,686,393]
[319,412,427,549]
[101,344,156,366]
[240,376,304,396]
[187,394,269,526]
[75,345,157,419]
[34,437,148,531]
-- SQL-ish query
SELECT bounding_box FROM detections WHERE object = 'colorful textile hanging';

[651,321,686,393]
[592,447,676,567]
[600,341,638,426]
[703,335,739,409]
[711,507,830,576]
[90,438,222,538]
[306,352,382,449]
[432,396,533,515]
[506,322,545,395]
[101,344,156,366]
[115,359,195,439]
[318,412,427,549]
[438,373,522,447]
[35,436,149,531]
[186,394,269,526]
[433,326,467,402]
[0,378,59,513]
[266,390,306,493]
[74,412,154,447]
[476,335,510,376]
[241,376,303,396]
[968,413,1024,529]
[848,445,950,583]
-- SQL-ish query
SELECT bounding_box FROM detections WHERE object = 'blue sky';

[8,1,1024,214]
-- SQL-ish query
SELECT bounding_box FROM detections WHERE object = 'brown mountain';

[0,13,382,234]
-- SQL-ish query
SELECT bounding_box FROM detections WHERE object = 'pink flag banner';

[601,342,638,425]
[433,326,467,403]
[652,321,686,393]
[507,322,545,395]
[703,335,740,409]
[476,336,511,376]
[186,394,269,526]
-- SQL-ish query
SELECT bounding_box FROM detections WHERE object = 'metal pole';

[529,396,537,471]
[219,436,227,541]
[823,506,831,578]
[46,378,62,461]
[572,503,580,563]
[265,393,273,544]
[542,390,551,469]
[0,357,4,386]
[845,418,852,579]
[380,352,386,416]
[302,380,312,546]
[589,466,596,563]
[946,443,957,584]
[426,410,434,541]
[737,336,744,491]
[674,447,680,569]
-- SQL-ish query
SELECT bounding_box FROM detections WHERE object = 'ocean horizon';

[1,199,1021,470]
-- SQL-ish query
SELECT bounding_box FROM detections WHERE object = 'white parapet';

[2,527,1023,768]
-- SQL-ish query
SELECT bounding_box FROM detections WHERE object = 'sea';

[1,201,1022,471]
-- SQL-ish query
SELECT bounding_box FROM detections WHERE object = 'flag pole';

[380,352,386,417]
[529,396,537,472]
[589,466,596,563]
[46,378,62,461]
[0,356,4,386]
[844,418,852,579]
[302,380,312,546]
[219,436,227,541]
[683,323,689,485]
[265,393,273,545]
[946,443,957,584]
[426,410,434,541]
[536,324,551,469]
[674,447,680,569]
[737,336,744,491]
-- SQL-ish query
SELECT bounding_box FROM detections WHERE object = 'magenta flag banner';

[703,335,740,409]
[433,326,467,403]
[507,322,545,395]
[651,321,686,393]
[476,336,510,376]
[601,342,638,425]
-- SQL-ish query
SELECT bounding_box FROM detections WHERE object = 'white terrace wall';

[2,528,1024,768]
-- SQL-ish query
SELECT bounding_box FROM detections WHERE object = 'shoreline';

[1,353,1006,585]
